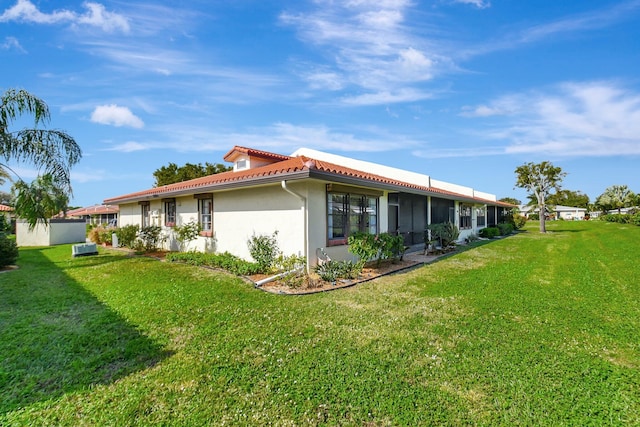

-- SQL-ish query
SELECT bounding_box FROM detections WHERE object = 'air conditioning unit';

[72,243,98,257]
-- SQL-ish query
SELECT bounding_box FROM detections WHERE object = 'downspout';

[281,180,309,274]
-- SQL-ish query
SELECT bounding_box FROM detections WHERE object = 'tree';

[546,189,589,209]
[153,162,232,186]
[12,174,69,229]
[1,88,81,226]
[499,197,521,206]
[515,161,566,233]
[595,185,636,214]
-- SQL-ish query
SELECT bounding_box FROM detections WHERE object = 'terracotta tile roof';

[104,148,513,207]
[67,204,119,216]
[223,146,291,162]
[0,204,13,212]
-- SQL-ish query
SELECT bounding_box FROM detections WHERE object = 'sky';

[1,0,639,208]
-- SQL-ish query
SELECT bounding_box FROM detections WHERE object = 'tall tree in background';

[153,162,232,187]
[515,161,566,233]
[1,89,81,227]
[595,185,636,214]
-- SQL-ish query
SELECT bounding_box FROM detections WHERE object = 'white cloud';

[151,122,417,154]
[91,105,144,128]
[75,2,129,33]
[0,36,25,52]
[72,169,108,183]
[342,88,433,106]
[0,0,129,33]
[104,141,150,153]
[463,1,640,57]
[280,1,446,104]
[461,81,640,157]
[451,0,490,9]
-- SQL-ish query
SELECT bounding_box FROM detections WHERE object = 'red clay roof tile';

[104,148,514,207]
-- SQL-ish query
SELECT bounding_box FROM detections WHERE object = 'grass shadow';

[0,247,171,414]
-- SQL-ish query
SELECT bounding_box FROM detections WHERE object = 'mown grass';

[1,220,638,426]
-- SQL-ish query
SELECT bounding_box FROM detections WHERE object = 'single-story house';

[519,204,588,220]
[104,146,514,270]
[67,204,119,226]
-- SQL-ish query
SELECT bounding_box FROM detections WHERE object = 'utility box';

[72,243,98,257]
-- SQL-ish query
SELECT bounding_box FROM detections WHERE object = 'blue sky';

[1,0,639,207]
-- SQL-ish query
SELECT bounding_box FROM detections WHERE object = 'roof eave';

[104,170,311,205]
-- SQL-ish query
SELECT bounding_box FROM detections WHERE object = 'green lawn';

[1,221,639,426]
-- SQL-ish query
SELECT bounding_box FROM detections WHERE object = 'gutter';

[281,180,309,274]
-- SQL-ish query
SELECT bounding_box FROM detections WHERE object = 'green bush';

[513,214,527,229]
[115,225,139,248]
[0,215,12,233]
[314,261,339,283]
[347,232,378,270]
[426,222,460,249]
[173,221,201,252]
[166,251,262,276]
[138,225,165,252]
[273,254,307,288]
[0,233,18,268]
[479,227,500,238]
[497,222,514,235]
[247,231,279,273]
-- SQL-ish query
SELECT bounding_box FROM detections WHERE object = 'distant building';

[519,204,587,220]
[67,204,119,226]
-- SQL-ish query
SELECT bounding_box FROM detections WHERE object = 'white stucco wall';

[16,219,86,247]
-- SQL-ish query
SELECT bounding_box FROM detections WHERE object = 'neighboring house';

[519,205,587,220]
[104,146,514,270]
[67,204,119,226]
[554,205,588,220]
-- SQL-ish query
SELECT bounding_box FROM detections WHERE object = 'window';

[459,204,472,230]
[476,206,486,227]
[164,199,176,227]
[327,191,378,245]
[140,202,150,227]
[198,197,213,234]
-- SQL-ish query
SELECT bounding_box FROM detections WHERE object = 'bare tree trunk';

[539,205,547,233]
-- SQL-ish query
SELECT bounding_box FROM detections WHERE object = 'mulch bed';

[253,258,422,295]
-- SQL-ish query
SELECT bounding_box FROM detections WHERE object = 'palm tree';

[1,88,81,227]
[596,185,636,215]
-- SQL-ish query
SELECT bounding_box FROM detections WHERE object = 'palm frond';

[0,88,50,129]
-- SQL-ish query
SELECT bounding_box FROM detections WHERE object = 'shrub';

[334,260,360,279]
[529,213,540,220]
[87,226,103,244]
[0,233,18,268]
[248,231,279,273]
[138,225,165,252]
[314,261,340,283]
[377,233,406,262]
[512,214,527,229]
[347,232,379,270]
[115,225,139,248]
[173,221,201,252]
[497,222,514,235]
[274,254,307,288]
[0,215,11,233]
[99,227,114,245]
[426,222,460,249]
[479,227,500,238]
[166,251,262,276]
